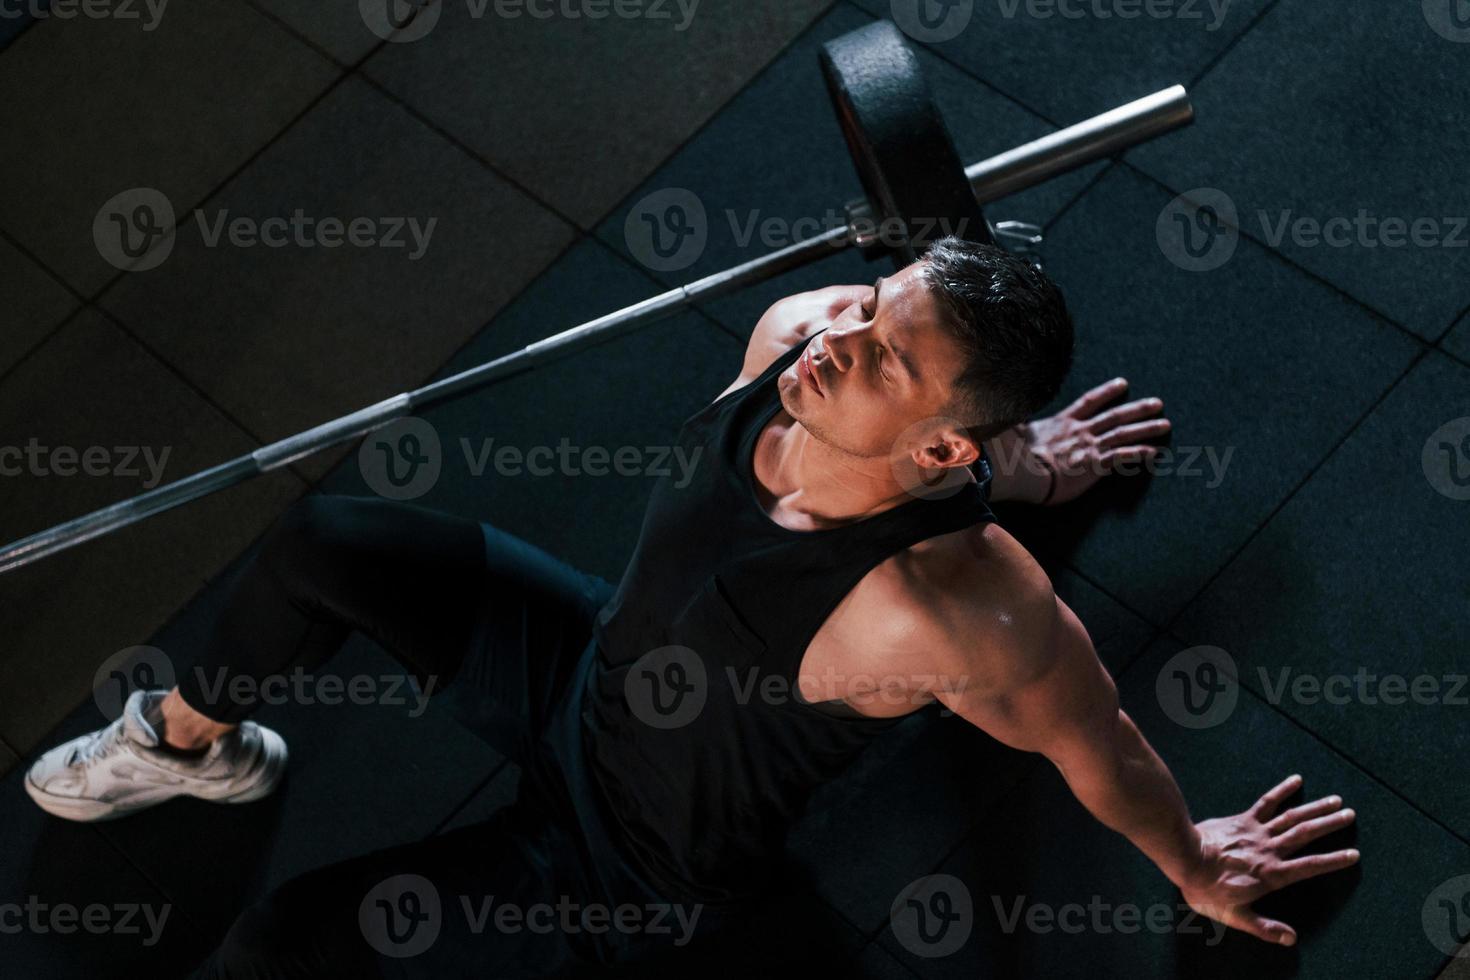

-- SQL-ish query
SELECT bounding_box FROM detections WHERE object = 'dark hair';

[918,236,1074,439]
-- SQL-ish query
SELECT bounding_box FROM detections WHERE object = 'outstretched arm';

[933,580,1358,946]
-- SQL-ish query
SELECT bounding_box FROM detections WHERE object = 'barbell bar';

[0,27,1192,576]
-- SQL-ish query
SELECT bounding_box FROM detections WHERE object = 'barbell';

[0,19,1193,575]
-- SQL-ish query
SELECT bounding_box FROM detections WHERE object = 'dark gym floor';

[1,1,1467,977]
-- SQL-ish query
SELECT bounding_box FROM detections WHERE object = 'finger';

[1275,848,1361,887]
[1228,907,1298,947]
[1252,773,1304,820]
[1275,808,1356,854]
[1099,446,1159,472]
[1267,794,1344,834]
[1066,377,1129,419]
[1086,397,1166,434]
[1097,419,1172,450]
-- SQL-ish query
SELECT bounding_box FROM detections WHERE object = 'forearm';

[1055,709,1203,888]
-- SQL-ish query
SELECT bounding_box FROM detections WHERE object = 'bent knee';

[259,495,373,587]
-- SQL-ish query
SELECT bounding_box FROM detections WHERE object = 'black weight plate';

[820,20,994,268]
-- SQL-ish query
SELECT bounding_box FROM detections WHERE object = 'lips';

[798,345,824,396]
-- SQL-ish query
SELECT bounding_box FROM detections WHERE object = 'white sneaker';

[24,689,288,822]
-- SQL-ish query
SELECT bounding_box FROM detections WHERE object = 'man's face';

[776,260,974,466]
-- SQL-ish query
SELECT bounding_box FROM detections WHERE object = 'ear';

[911,421,981,472]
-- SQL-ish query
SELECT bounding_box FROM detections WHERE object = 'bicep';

[938,597,1121,771]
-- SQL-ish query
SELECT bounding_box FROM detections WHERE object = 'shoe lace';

[71,726,124,767]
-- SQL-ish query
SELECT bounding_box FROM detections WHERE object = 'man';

[24,237,1357,975]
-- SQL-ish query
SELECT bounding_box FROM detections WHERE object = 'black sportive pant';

[181,494,726,978]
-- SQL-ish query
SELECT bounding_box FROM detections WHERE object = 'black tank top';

[582,330,996,905]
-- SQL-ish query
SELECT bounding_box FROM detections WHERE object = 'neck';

[760,409,968,528]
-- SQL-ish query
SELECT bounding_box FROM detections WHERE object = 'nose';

[818,321,867,370]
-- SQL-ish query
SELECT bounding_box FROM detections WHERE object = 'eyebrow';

[873,276,921,384]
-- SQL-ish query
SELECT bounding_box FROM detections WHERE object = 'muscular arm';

[934,577,1203,887]
[929,542,1358,945]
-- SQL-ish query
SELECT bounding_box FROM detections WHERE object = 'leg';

[196,801,599,980]
[169,494,490,741]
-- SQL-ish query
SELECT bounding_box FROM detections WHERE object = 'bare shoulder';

[881,522,1061,688]
[714,285,870,402]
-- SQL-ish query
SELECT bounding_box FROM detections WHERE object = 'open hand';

[1017,377,1171,504]
[1179,774,1359,946]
